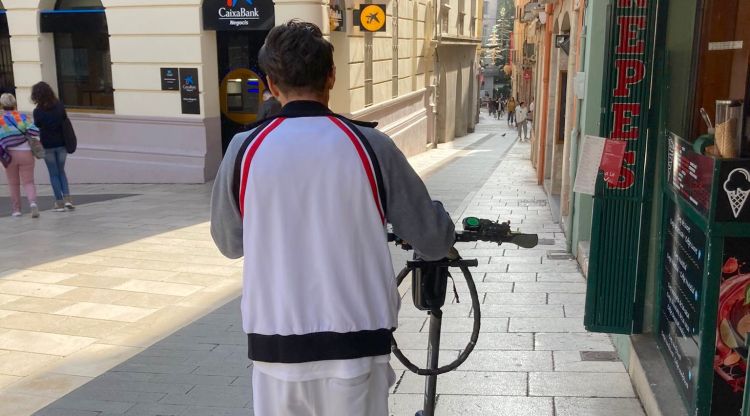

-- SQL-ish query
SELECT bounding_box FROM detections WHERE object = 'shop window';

[41,0,114,111]
[692,0,750,155]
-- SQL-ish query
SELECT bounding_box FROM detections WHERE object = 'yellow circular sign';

[360,4,386,32]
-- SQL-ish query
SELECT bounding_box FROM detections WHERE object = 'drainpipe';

[536,2,554,186]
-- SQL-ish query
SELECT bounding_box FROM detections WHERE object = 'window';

[41,0,113,111]
[0,3,14,95]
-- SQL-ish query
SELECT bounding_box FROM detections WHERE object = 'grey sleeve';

[210,131,250,259]
[363,128,455,260]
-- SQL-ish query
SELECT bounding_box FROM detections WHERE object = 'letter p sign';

[614,59,645,97]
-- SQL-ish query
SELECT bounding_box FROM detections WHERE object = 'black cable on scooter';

[391,263,481,376]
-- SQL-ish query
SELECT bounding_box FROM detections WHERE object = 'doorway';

[0,10,14,95]
[217,30,270,152]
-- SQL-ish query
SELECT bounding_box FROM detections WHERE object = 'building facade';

[0,0,482,184]
[519,0,750,414]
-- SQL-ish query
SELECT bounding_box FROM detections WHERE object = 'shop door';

[217,31,270,153]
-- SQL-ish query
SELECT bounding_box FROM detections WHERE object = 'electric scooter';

[389,217,539,416]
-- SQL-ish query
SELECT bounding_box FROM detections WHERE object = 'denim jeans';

[44,146,70,201]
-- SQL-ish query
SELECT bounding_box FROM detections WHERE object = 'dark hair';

[258,21,334,94]
[30,82,59,111]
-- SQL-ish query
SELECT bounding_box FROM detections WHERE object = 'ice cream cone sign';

[724,168,750,218]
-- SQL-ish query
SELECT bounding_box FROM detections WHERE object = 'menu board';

[667,132,716,215]
[659,199,706,410]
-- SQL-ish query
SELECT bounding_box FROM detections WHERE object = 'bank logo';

[228,0,253,6]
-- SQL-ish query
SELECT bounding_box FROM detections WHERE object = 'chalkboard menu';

[659,198,706,409]
[667,132,716,215]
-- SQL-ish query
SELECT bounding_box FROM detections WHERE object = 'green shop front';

[583,0,750,414]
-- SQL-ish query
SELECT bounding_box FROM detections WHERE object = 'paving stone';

[484,292,547,305]
[529,372,635,397]
[461,350,553,372]
[44,397,136,414]
[393,332,531,350]
[0,280,76,298]
[179,407,251,416]
[508,263,580,273]
[113,280,203,297]
[0,329,96,356]
[0,269,78,284]
[33,408,100,416]
[160,385,251,407]
[509,318,586,333]
[553,351,626,373]
[395,371,527,395]
[536,272,586,283]
[6,372,91,399]
[53,302,157,323]
[536,333,615,351]
[119,403,189,416]
[389,393,423,416]
[513,282,587,293]
[424,317,508,332]
[480,304,564,318]
[554,397,645,416]
[0,350,61,377]
[483,272,537,282]
[436,396,554,416]
[548,293,586,305]
[564,304,585,317]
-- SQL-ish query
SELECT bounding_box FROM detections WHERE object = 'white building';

[0,0,482,184]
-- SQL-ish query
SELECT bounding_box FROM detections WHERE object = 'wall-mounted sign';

[717,161,750,222]
[161,68,179,91]
[355,4,386,32]
[179,68,200,115]
[329,0,346,32]
[203,0,275,31]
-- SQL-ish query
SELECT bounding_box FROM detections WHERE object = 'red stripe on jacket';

[328,116,385,225]
[239,118,285,217]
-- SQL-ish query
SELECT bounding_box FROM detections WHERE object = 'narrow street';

[0,115,642,416]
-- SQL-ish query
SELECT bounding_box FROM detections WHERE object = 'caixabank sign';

[203,0,275,31]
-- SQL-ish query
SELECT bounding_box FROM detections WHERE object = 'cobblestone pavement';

[1,114,644,415]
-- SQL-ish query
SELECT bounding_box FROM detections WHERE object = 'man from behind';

[210,21,455,415]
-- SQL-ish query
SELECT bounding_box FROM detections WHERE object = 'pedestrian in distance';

[257,89,282,120]
[488,97,497,118]
[31,81,74,212]
[516,101,529,142]
[0,93,40,218]
[210,20,455,416]
[507,96,517,126]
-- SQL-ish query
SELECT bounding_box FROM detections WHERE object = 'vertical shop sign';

[179,68,200,115]
[607,0,650,189]
[585,0,658,333]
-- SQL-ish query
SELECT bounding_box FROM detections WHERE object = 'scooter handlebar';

[388,217,539,250]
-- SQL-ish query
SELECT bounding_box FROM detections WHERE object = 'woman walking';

[31,82,74,212]
[0,94,40,218]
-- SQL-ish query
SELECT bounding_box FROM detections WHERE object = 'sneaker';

[11,211,21,217]
[30,203,39,218]
[64,196,75,211]
[53,201,66,212]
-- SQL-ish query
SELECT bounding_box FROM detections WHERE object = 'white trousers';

[252,363,396,416]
